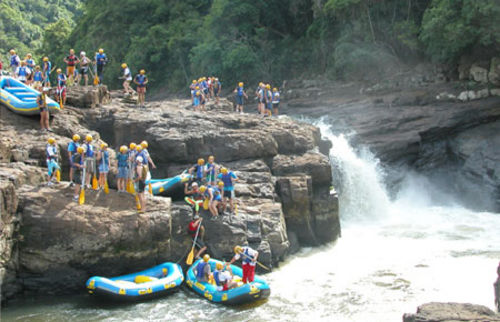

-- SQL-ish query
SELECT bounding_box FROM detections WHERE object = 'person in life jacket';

[140,140,156,170]
[97,143,110,189]
[264,84,273,117]
[33,66,43,91]
[189,80,197,104]
[72,146,85,202]
[188,158,205,185]
[194,254,212,282]
[56,68,67,105]
[94,48,108,84]
[272,87,281,116]
[67,134,81,186]
[77,51,91,86]
[120,63,134,96]
[37,87,52,131]
[187,215,207,258]
[63,49,80,83]
[217,167,239,214]
[15,61,31,83]
[42,57,52,87]
[213,77,221,105]
[135,155,148,213]
[213,262,237,291]
[128,142,137,184]
[200,77,209,101]
[200,185,221,218]
[204,155,218,186]
[9,49,20,76]
[116,145,129,192]
[46,137,60,186]
[192,88,203,111]
[256,82,265,115]
[233,82,248,114]
[184,182,204,216]
[133,69,148,108]
[83,134,96,188]
[25,53,36,85]
[230,245,259,283]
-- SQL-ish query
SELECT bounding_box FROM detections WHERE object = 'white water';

[3,121,500,321]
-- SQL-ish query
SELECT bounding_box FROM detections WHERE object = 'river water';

[3,121,500,321]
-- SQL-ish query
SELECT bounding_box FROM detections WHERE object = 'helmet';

[199,185,207,193]
[208,155,214,162]
[121,63,127,68]
[9,49,15,54]
[136,156,144,163]
[135,145,142,152]
[43,57,49,62]
[238,82,244,87]
[221,167,228,174]
[140,69,145,75]
[35,65,40,70]
[259,82,263,87]
[191,182,199,187]
[42,87,50,92]
[140,140,148,148]
[192,80,197,84]
[80,51,86,56]
[197,158,204,165]
[216,262,224,270]
[266,84,271,89]
[100,143,108,149]
[77,146,85,154]
[129,142,136,150]
[72,134,80,142]
[195,86,200,90]
[203,254,210,262]
[120,145,128,153]
[234,246,243,254]
[56,68,62,73]
[195,91,200,96]
[20,60,26,66]
[98,48,104,53]
[85,134,93,142]
[47,137,55,144]
[69,49,75,54]
[217,181,224,187]
[26,53,32,58]
[273,87,278,92]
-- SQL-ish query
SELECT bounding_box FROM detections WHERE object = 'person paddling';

[133,69,148,108]
[229,245,258,283]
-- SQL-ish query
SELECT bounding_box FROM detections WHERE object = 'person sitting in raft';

[217,167,238,214]
[135,156,148,213]
[67,134,81,187]
[97,143,110,190]
[116,145,129,193]
[194,254,212,282]
[188,215,207,259]
[229,245,258,284]
[204,155,218,186]
[72,146,85,202]
[188,158,205,185]
[185,182,204,216]
[37,87,52,132]
[46,137,60,186]
[214,262,238,291]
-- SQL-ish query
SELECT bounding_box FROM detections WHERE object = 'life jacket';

[100,150,109,166]
[128,150,136,161]
[221,172,234,188]
[95,53,107,65]
[10,55,19,67]
[46,144,57,160]
[237,86,244,97]
[213,270,223,286]
[26,59,35,69]
[194,164,203,180]
[66,54,78,66]
[18,67,28,77]
[242,247,253,264]
[72,153,83,168]
[136,74,146,86]
[43,61,51,73]
[68,141,79,155]
[85,143,94,157]
[117,153,128,167]
[272,92,280,104]
[37,93,47,107]
[205,163,215,177]
[196,261,207,279]
[34,71,43,81]
[57,74,67,87]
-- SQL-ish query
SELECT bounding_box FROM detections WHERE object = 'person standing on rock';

[272,87,281,116]
[188,158,205,185]
[37,87,51,132]
[83,135,96,189]
[133,69,148,108]
[140,141,156,172]
[200,185,220,218]
[9,49,20,77]
[230,245,258,283]
[46,137,60,186]
[63,49,79,85]
[97,143,110,190]
[120,63,134,96]
[188,215,207,258]
[213,77,221,105]
[127,142,137,191]
[233,82,248,114]
[42,57,52,87]
[77,52,91,86]
[72,146,85,202]
[94,48,108,85]
[25,53,36,85]
[116,145,129,192]
[204,155,218,186]
[56,68,67,106]
[217,167,238,214]
[135,155,148,212]
[67,134,81,186]
[256,82,265,115]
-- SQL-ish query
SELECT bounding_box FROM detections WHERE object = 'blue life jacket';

[237,86,244,97]
[117,153,128,167]
[196,261,207,279]
[242,247,253,264]
[71,153,83,168]
[46,144,57,160]
[57,74,67,87]
[95,53,107,66]
[213,270,222,286]
[26,59,35,69]
[100,150,109,166]
[34,71,43,81]
[272,92,280,103]
[136,150,148,165]
[68,141,79,155]
[10,55,19,67]
[85,143,94,157]
[128,150,136,161]
[201,80,207,89]
[135,74,146,86]
[43,61,51,73]
[18,67,27,77]
[206,163,215,177]
[221,172,234,188]
[194,164,203,179]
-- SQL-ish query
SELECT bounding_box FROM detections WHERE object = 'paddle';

[79,162,86,205]
[238,251,270,271]
[104,178,109,194]
[186,218,203,265]
[93,63,99,85]
[55,169,61,182]
[203,198,209,210]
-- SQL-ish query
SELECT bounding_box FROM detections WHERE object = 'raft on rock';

[147,171,191,196]
[86,262,184,301]
[186,258,271,305]
[0,77,60,115]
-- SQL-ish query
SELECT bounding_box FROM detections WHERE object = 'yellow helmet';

[199,185,207,193]
[47,137,56,144]
[195,90,200,96]
[140,140,148,148]
[20,60,26,66]
[266,84,271,89]
[192,80,197,84]
[56,68,62,73]
[217,181,224,187]
[129,142,136,150]
[238,82,244,87]
[197,158,205,165]
[273,87,278,92]
[69,48,75,54]
[77,146,85,154]
[259,82,263,86]
[121,63,127,68]
[208,155,214,162]
[135,145,142,152]
[10,49,15,54]
[43,57,49,62]
[221,167,228,174]
[26,53,32,58]
[203,254,210,262]
[85,134,93,142]
[140,69,145,75]
[72,134,80,142]
[234,246,243,254]
[120,145,128,153]
[100,143,108,149]
[195,86,200,90]
[216,262,224,270]
[98,48,104,53]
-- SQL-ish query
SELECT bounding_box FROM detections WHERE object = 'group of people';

[189,76,222,110]
[233,81,281,115]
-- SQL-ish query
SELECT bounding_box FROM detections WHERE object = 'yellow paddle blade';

[135,194,141,210]
[234,204,238,216]
[60,98,64,109]
[148,183,153,195]
[93,74,99,85]
[203,198,209,210]
[79,188,85,205]
[186,248,194,265]
[130,182,136,194]
[104,180,109,194]
[55,169,61,182]
[125,180,131,193]
[92,175,98,190]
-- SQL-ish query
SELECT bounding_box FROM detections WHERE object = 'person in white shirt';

[229,245,259,283]
[120,63,134,96]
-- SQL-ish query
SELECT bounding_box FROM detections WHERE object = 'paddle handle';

[240,251,270,271]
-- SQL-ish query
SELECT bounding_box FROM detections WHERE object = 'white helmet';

[80,51,86,56]
[136,156,144,163]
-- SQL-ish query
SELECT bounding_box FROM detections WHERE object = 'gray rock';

[403,302,500,322]
[470,65,489,83]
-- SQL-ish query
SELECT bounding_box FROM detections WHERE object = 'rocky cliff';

[403,302,500,322]
[0,87,339,301]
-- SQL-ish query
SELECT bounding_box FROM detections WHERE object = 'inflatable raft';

[147,171,191,196]
[86,262,184,301]
[186,258,270,305]
[0,77,60,115]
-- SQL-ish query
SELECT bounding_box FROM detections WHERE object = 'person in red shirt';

[63,49,80,84]
[188,215,207,259]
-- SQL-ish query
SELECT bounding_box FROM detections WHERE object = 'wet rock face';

[403,302,500,322]
[495,262,500,312]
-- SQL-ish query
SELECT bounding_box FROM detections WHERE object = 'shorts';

[67,66,75,77]
[266,102,272,110]
[85,158,96,174]
[273,103,280,109]
[39,106,48,113]
[213,194,222,202]
[137,86,146,94]
[223,190,235,199]
[214,88,219,96]
[47,159,60,176]
[203,88,208,95]
[80,66,88,75]
[98,163,109,174]
[118,166,128,178]
[137,180,146,193]
[72,171,82,185]
[193,238,206,249]
[259,97,265,104]
[236,96,244,105]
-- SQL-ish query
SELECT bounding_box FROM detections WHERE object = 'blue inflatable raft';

[0,77,60,115]
[186,258,271,305]
[86,262,184,301]
[147,171,191,196]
